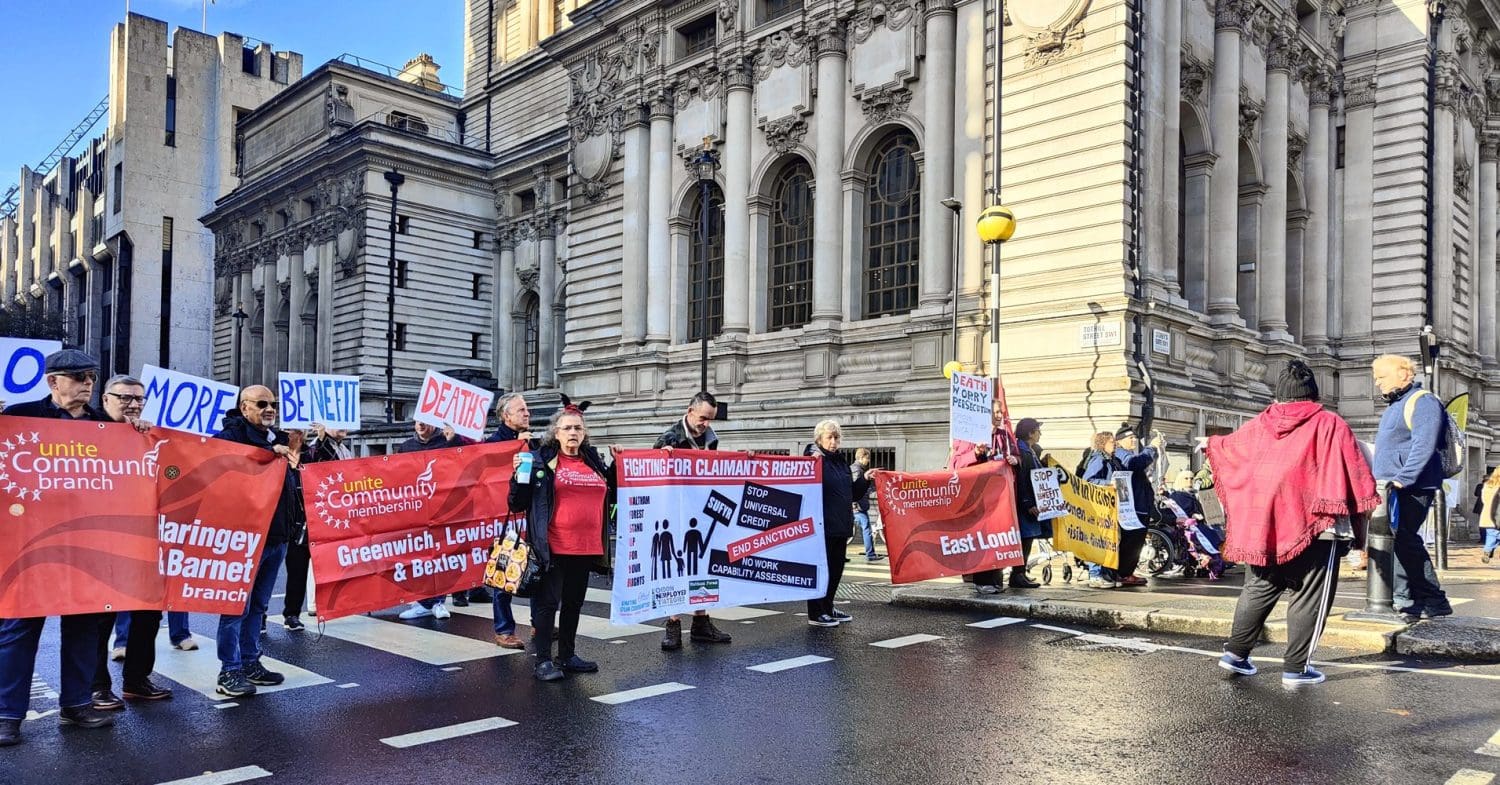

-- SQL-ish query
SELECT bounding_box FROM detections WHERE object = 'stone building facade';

[0,13,300,378]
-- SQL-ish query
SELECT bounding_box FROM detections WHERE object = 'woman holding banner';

[509,405,616,682]
[805,420,855,627]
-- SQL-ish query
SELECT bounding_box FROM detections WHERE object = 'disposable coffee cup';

[516,452,534,483]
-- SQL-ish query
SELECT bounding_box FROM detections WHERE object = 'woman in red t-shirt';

[508,408,616,682]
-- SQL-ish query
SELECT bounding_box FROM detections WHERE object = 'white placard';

[141,364,239,436]
[0,337,63,405]
[949,372,994,446]
[414,369,494,441]
[1030,467,1068,521]
[1079,322,1122,348]
[1112,470,1145,531]
[278,372,362,431]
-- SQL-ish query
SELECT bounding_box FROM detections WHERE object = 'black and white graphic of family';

[650,519,711,579]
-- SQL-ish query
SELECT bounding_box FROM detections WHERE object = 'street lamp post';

[384,169,405,424]
[692,139,719,394]
[1420,325,1448,570]
[231,303,249,386]
[941,198,963,374]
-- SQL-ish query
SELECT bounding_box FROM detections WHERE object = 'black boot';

[661,618,682,651]
[690,615,732,644]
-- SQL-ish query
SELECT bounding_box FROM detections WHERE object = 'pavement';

[890,542,1500,662]
[10,572,1500,785]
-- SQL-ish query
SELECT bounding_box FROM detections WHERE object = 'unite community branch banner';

[0,419,286,617]
[874,462,1025,584]
[301,440,522,620]
[610,449,827,624]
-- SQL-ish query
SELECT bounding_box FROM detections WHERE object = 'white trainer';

[431,602,452,619]
[398,602,433,620]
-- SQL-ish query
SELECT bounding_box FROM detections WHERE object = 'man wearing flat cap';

[0,349,115,746]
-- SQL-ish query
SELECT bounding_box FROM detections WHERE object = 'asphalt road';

[5,574,1500,785]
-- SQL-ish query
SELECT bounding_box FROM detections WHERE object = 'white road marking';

[213,703,238,710]
[1477,728,1500,757]
[441,666,463,672]
[297,615,521,664]
[968,617,1027,629]
[1031,623,1084,635]
[379,717,517,748]
[870,634,944,649]
[337,683,359,689]
[706,605,782,621]
[739,621,756,625]
[450,601,660,640]
[155,765,272,785]
[747,655,832,674]
[591,682,695,705]
[1445,770,1496,785]
[149,633,331,701]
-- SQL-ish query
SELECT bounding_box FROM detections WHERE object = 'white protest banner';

[610,449,827,624]
[414,369,494,441]
[0,337,63,405]
[1112,471,1145,531]
[278,372,362,431]
[140,364,239,436]
[949,371,993,446]
[1030,467,1068,521]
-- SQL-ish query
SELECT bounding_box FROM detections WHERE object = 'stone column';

[230,272,245,385]
[621,108,649,345]
[1207,1,1243,325]
[919,0,957,308]
[646,93,674,344]
[238,266,254,382]
[814,24,847,321]
[1434,50,1458,336]
[723,65,753,333]
[538,217,558,387]
[1302,71,1331,348]
[287,241,307,373]
[1286,213,1307,340]
[494,229,516,388]
[1160,0,1183,297]
[1340,75,1377,340]
[317,241,335,373]
[1479,135,1498,363]
[17,169,34,299]
[1,218,15,300]
[1257,36,1292,342]
[261,256,279,377]
[1142,0,1169,294]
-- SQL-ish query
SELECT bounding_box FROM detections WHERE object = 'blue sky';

[0,0,466,187]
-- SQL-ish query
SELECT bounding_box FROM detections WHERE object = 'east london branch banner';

[610,449,827,624]
[1043,457,1120,569]
[874,462,1024,584]
[301,440,522,620]
[0,419,285,617]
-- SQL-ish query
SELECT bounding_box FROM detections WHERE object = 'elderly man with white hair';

[803,419,856,627]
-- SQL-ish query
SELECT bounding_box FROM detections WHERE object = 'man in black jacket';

[486,393,535,648]
[212,385,298,698]
[652,392,732,649]
[0,349,116,745]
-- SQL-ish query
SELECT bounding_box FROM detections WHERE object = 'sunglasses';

[106,393,146,404]
[248,400,279,410]
[55,371,97,383]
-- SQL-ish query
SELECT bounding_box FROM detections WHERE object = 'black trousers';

[1390,489,1450,612]
[530,555,593,662]
[807,538,848,617]
[93,610,160,692]
[282,538,311,618]
[969,538,1036,586]
[1115,528,1149,576]
[1225,539,1340,673]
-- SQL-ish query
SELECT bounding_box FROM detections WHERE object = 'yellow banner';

[1043,457,1120,569]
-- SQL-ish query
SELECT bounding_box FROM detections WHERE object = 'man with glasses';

[0,350,115,745]
[211,385,300,698]
[89,375,176,712]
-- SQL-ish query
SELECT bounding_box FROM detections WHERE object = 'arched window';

[768,159,814,331]
[521,293,540,390]
[864,131,921,318]
[688,183,725,341]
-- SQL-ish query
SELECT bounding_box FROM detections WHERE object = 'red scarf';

[1206,401,1378,566]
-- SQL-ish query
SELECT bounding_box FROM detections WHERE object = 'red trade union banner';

[0,420,284,617]
[302,440,523,620]
[874,462,1024,584]
[155,434,287,614]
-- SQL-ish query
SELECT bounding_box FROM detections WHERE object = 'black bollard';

[1347,481,1409,625]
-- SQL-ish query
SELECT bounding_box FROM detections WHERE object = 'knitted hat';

[1275,360,1320,402]
[1115,423,1136,440]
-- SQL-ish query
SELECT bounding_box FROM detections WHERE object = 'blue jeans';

[0,615,103,718]
[1484,528,1498,556]
[113,611,192,646]
[491,589,515,635]
[854,510,876,559]
[217,541,287,672]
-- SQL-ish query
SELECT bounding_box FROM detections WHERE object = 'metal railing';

[334,53,464,99]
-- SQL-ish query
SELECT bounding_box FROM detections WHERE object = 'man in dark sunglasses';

[210,385,301,699]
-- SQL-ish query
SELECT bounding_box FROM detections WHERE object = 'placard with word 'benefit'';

[610,449,827,624]
[278,372,362,431]
[141,365,238,436]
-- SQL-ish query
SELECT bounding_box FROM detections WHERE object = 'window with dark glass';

[864,132,922,318]
[470,332,481,360]
[160,217,173,367]
[763,0,803,23]
[688,184,725,341]
[522,294,540,390]
[680,16,716,58]
[397,215,410,234]
[472,273,483,299]
[768,160,814,331]
[395,322,408,351]
[396,260,409,288]
[387,111,429,135]
[165,76,177,147]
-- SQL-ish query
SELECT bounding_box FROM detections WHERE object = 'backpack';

[1074,450,1093,479]
[1404,390,1464,478]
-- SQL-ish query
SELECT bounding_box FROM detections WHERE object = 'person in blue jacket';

[1110,424,1161,587]
[1371,354,1453,618]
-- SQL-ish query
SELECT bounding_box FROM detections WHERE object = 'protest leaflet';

[302,440,521,620]
[874,462,1024,584]
[141,364,238,436]
[0,337,62,404]
[414,370,494,441]
[610,449,826,624]
[949,371,993,446]
[1043,456,1120,569]
[278,372,362,431]
[0,420,284,617]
